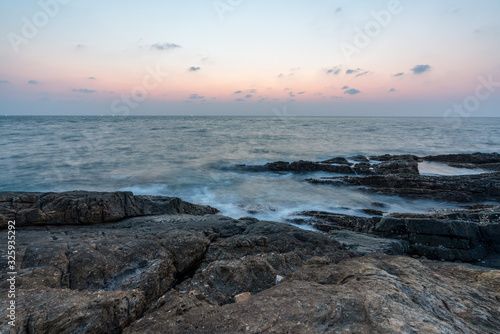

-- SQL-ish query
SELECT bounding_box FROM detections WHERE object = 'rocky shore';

[1,153,499,333]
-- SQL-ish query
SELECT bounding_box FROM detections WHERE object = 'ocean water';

[1,116,499,222]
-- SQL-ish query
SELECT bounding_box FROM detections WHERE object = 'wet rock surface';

[0,191,219,229]
[1,151,500,334]
[5,207,495,334]
[294,206,500,266]
[125,255,500,334]
[235,156,420,175]
[307,172,500,202]
[0,202,353,333]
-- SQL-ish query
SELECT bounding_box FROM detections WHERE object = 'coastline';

[1,152,499,333]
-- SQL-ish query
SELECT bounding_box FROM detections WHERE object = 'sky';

[0,0,499,116]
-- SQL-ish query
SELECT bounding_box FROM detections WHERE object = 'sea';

[1,116,499,225]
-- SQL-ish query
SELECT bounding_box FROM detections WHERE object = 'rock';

[1,190,500,333]
[374,216,500,264]
[320,157,351,164]
[328,230,410,256]
[423,152,500,164]
[352,162,373,174]
[238,154,419,175]
[369,154,420,162]
[0,199,353,333]
[234,292,251,303]
[265,160,355,174]
[124,255,500,334]
[372,159,419,175]
[423,152,500,172]
[0,191,219,228]
[291,211,378,233]
[308,172,500,202]
[349,155,369,162]
[293,207,500,266]
[361,208,384,216]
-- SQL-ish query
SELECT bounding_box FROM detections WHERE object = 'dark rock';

[370,154,420,162]
[361,208,384,216]
[349,155,369,162]
[1,191,500,333]
[307,172,500,202]
[353,162,373,174]
[372,159,419,175]
[374,216,500,263]
[0,202,352,333]
[292,211,378,233]
[423,153,500,172]
[328,230,410,255]
[320,157,351,165]
[239,154,419,175]
[423,152,500,164]
[0,191,219,228]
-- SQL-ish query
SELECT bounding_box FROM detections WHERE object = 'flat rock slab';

[328,230,410,256]
[125,255,500,334]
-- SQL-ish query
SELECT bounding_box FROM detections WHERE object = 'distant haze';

[0,0,499,116]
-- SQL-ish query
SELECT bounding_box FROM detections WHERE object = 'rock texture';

[307,172,500,202]
[294,206,500,266]
[0,191,218,228]
[0,203,352,333]
[235,156,420,176]
[1,152,500,334]
[4,208,498,333]
[126,255,500,334]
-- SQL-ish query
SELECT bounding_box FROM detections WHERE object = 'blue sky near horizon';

[0,0,499,116]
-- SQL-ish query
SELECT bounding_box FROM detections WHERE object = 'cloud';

[248,89,257,93]
[189,94,204,99]
[75,44,85,50]
[355,71,370,77]
[72,88,96,93]
[188,67,201,72]
[151,43,181,51]
[344,88,360,95]
[389,88,397,92]
[346,68,364,75]
[279,72,294,79]
[234,90,242,94]
[297,91,305,94]
[326,66,341,75]
[335,7,342,13]
[393,72,404,77]
[88,77,96,80]
[289,92,296,97]
[342,85,349,89]
[235,98,245,102]
[0,80,9,84]
[28,80,39,84]
[245,94,253,98]
[330,95,343,99]
[411,64,432,74]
